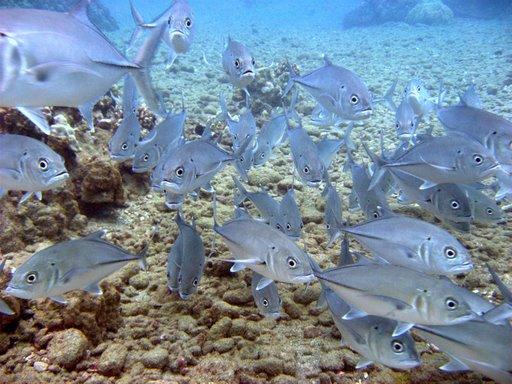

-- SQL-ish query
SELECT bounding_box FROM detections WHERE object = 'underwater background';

[1,0,512,383]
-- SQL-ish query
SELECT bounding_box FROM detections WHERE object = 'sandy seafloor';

[1,14,512,384]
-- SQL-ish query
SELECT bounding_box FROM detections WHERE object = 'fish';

[346,151,393,220]
[233,141,255,182]
[233,176,281,226]
[370,134,500,190]
[277,188,303,240]
[131,0,195,67]
[458,83,483,109]
[213,198,314,287]
[341,215,473,275]
[460,185,504,224]
[251,272,281,319]
[253,111,287,167]
[108,76,142,161]
[414,322,512,384]
[437,105,512,172]
[163,189,185,210]
[132,107,186,173]
[0,0,165,134]
[0,134,69,203]
[394,99,419,142]
[286,119,327,187]
[219,93,257,151]
[167,214,205,300]
[321,283,420,370]
[284,56,372,121]
[403,79,435,119]
[0,260,14,316]
[310,261,478,327]
[322,180,344,246]
[5,230,147,304]
[222,37,255,93]
[160,135,252,195]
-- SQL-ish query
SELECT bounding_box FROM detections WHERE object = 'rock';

[213,338,235,353]
[282,300,302,319]
[140,347,169,369]
[406,0,454,25]
[47,328,89,370]
[319,351,345,371]
[33,361,48,372]
[209,317,232,339]
[292,285,320,306]
[253,357,285,377]
[222,288,253,305]
[230,318,260,341]
[98,343,128,376]
[342,0,418,28]
[129,273,149,290]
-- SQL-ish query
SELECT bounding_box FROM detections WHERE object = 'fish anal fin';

[355,358,373,370]
[84,282,103,296]
[49,295,68,305]
[439,356,470,372]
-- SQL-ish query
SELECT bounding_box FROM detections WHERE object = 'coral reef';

[342,0,418,28]
[406,0,454,25]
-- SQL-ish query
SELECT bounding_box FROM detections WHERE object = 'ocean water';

[1,1,512,383]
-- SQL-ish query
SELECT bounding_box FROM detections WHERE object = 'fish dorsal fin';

[392,322,414,337]
[323,55,333,67]
[83,230,107,241]
[69,0,95,28]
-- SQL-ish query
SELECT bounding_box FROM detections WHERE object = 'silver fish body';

[403,79,434,118]
[253,112,287,167]
[251,272,281,319]
[277,188,303,240]
[233,176,281,226]
[5,230,147,303]
[342,215,473,275]
[222,37,255,90]
[461,185,504,224]
[395,99,418,141]
[323,181,344,246]
[0,134,68,200]
[161,0,195,58]
[220,94,257,151]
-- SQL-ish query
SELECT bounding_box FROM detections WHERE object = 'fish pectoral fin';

[19,192,34,204]
[25,61,103,81]
[355,358,373,370]
[439,356,470,372]
[221,258,263,266]
[0,187,6,199]
[59,267,93,285]
[17,107,51,134]
[0,299,14,315]
[419,180,438,190]
[370,294,413,311]
[84,282,103,296]
[167,50,178,67]
[78,99,98,132]
[255,277,273,291]
[49,295,68,305]
[230,262,247,273]
[392,322,414,337]
[0,167,22,182]
[342,306,368,320]
[482,303,512,324]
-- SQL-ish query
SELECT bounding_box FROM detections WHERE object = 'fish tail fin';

[282,61,298,98]
[233,134,253,160]
[362,142,389,191]
[487,263,512,304]
[382,79,397,112]
[339,232,354,267]
[342,148,355,173]
[128,0,147,44]
[232,175,248,206]
[436,80,447,111]
[137,243,149,271]
[219,93,230,121]
[130,21,166,116]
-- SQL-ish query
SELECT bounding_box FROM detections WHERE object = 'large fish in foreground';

[0,134,69,202]
[0,0,165,134]
[284,57,372,121]
[5,230,148,304]
[222,37,255,94]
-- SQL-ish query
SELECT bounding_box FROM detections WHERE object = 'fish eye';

[234,59,240,68]
[193,278,198,286]
[450,200,460,210]
[239,156,245,162]
[167,16,172,25]
[178,275,182,283]
[286,223,291,230]
[185,17,192,28]
[143,154,150,162]
[260,153,265,158]
[486,208,494,215]
[262,298,269,307]
[391,340,404,353]
[444,247,457,259]
[410,121,414,127]
[286,257,298,269]
[326,224,331,229]
[350,94,359,105]
[25,272,38,284]
[473,154,483,165]
[121,142,128,151]
[417,86,421,92]
[276,224,282,230]
[252,58,255,66]
[445,297,458,310]
[395,123,399,129]
[303,166,310,174]
[175,167,184,177]
[373,211,380,219]
[38,158,49,171]
[300,223,304,229]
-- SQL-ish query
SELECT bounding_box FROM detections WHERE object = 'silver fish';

[0,260,14,315]
[394,99,419,142]
[287,119,327,187]
[0,134,69,202]
[371,134,499,190]
[458,83,482,109]
[131,0,195,67]
[323,180,344,247]
[213,202,314,287]
[5,230,147,304]
[233,141,255,182]
[0,1,164,133]
[109,76,141,161]
[233,176,281,226]
[403,79,434,118]
[222,37,255,91]
[322,284,420,370]
[253,112,287,167]
[220,93,257,151]
[277,188,303,240]
[167,214,205,300]
[414,322,512,384]
[284,56,372,121]
[341,215,473,275]
[461,185,504,224]
[437,105,512,173]
[163,188,185,210]
[311,261,478,326]
[132,108,186,173]
[251,272,281,319]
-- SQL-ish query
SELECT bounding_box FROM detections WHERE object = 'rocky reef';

[0,0,118,31]
[405,0,454,25]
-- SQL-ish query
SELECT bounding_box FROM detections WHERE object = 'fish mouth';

[110,154,130,162]
[292,274,316,284]
[396,360,421,370]
[4,286,32,300]
[48,171,69,186]
[355,108,373,119]
[306,180,322,188]
[179,292,192,300]
[449,261,474,274]
[241,70,255,78]
[264,312,281,320]
[165,201,183,210]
